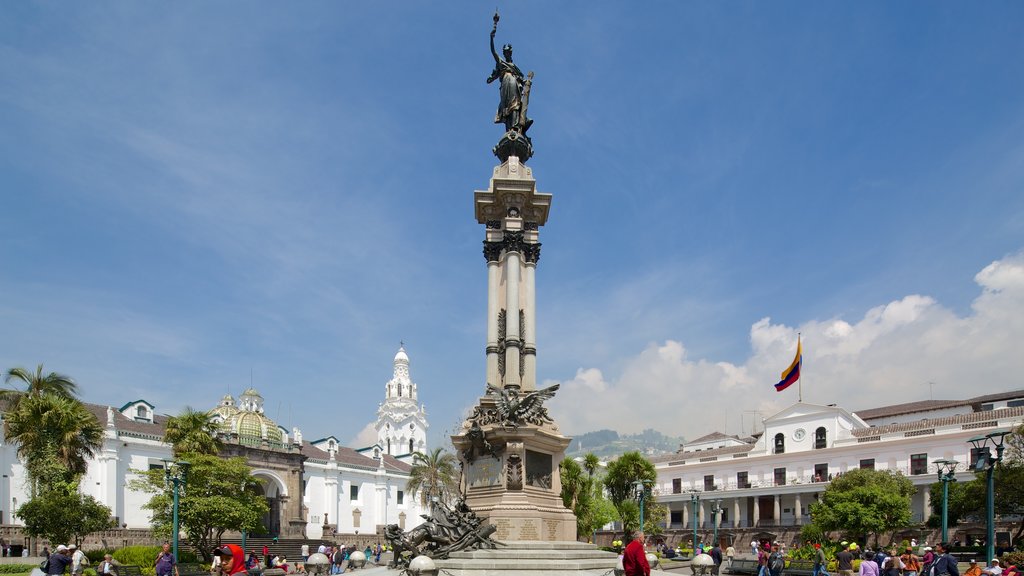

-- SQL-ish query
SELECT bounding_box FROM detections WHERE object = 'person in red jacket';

[622,532,651,576]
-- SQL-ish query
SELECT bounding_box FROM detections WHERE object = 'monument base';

[453,394,577,542]
[436,541,619,576]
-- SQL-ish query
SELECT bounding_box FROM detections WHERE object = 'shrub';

[86,549,115,564]
[0,565,39,574]
[1002,552,1024,567]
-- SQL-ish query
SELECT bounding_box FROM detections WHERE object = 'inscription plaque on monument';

[466,457,502,488]
[525,449,552,489]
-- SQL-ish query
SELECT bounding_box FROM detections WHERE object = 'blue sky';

[2,2,1023,448]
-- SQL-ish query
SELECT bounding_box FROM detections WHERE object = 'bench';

[728,560,759,575]
[179,564,206,576]
[785,560,815,576]
[119,566,143,576]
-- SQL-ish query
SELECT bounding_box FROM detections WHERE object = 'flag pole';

[797,333,803,403]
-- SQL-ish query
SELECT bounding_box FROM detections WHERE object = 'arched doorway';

[252,472,287,537]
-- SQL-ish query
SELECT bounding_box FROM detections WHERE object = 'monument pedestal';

[453,402,576,541]
[435,541,619,576]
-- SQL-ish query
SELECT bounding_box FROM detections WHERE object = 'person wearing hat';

[213,545,246,576]
[965,560,983,576]
[70,544,88,576]
[813,543,830,576]
[983,559,1003,576]
[45,546,73,576]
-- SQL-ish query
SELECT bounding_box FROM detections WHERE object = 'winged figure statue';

[485,383,559,427]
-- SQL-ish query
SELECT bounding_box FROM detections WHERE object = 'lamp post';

[163,460,190,562]
[632,479,653,532]
[934,459,959,544]
[967,430,1009,564]
[711,499,723,548]
[688,489,701,553]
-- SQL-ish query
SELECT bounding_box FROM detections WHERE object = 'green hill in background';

[565,428,685,460]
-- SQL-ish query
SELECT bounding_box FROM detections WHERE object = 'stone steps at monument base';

[436,540,619,573]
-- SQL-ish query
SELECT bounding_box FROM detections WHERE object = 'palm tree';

[583,453,601,479]
[1,364,78,408]
[560,457,585,509]
[406,448,459,508]
[163,407,223,457]
[5,393,103,481]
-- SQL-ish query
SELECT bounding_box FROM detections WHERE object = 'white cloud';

[348,422,378,449]
[548,250,1024,440]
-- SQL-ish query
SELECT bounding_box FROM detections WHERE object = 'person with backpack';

[902,547,921,576]
[768,544,786,576]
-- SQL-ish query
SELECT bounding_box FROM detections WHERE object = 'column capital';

[483,241,503,263]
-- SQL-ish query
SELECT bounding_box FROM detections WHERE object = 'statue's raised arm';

[489,14,501,67]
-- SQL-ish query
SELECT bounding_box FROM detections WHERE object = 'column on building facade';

[733,498,742,528]
[753,496,760,527]
[773,495,781,525]
[503,247,522,388]
[683,501,690,529]
[921,486,931,523]
[698,500,705,528]
[794,493,803,525]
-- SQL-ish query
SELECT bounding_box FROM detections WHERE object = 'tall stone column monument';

[449,11,577,543]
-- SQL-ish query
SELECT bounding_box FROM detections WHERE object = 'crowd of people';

[35,539,390,576]
[622,534,1019,576]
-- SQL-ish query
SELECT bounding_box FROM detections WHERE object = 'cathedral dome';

[212,388,284,446]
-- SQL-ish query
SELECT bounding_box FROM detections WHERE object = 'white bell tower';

[375,345,429,455]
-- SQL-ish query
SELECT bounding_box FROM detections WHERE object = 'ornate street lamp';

[688,489,701,554]
[934,459,958,544]
[967,430,1009,564]
[711,499,724,547]
[163,460,191,562]
[632,479,654,533]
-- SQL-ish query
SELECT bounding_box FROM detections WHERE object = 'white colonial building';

[374,346,428,456]
[652,389,1024,543]
[0,348,428,542]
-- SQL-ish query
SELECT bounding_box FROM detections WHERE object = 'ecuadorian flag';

[774,337,802,392]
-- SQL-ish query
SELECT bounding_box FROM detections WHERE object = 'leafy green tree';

[808,468,915,545]
[163,407,223,457]
[130,453,267,562]
[406,448,460,508]
[2,364,79,407]
[560,455,619,540]
[4,392,103,484]
[17,481,114,546]
[932,424,1024,542]
[602,451,657,532]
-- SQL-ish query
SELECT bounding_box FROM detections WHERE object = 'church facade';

[0,346,427,542]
